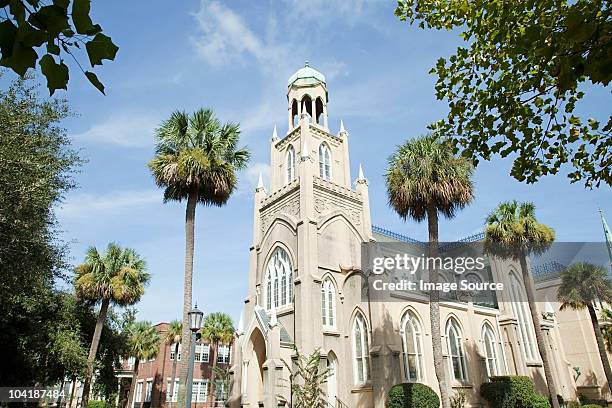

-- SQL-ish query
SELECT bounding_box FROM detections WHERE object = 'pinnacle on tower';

[236,310,244,336]
[256,172,265,192]
[338,119,348,137]
[271,124,278,141]
[357,163,366,182]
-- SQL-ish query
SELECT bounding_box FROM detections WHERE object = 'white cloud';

[236,162,271,195]
[58,190,161,218]
[192,1,291,73]
[72,114,158,148]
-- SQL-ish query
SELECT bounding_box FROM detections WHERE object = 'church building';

[228,64,611,408]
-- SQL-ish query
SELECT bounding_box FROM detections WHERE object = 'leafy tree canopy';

[0,72,81,384]
[0,0,118,95]
[396,0,611,187]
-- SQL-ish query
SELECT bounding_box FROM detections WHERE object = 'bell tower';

[269,62,352,191]
[287,61,329,130]
[233,63,373,408]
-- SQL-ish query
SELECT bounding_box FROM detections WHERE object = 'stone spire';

[271,124,278,142]
[338,119,348,137]
[256,172,265,192]
[357,163,365,182]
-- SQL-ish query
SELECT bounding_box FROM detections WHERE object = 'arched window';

[321,279,336,328]
[353,312,370,384]
[401,311,424,382]
[315,97,324,124]
[446,318,468,381]
[291,99,298,128]
[482,323,501,378]
[285,146,296,184]
[318,143,331,180]
[301,95,312,118]
[265,247,293,310]
[508,272,537,361]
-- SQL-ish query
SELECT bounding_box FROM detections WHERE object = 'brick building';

[117,322,233,408]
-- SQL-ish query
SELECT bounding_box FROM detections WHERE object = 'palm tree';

[163,320,182,406]
[74,243,149,406]
[557,262,612,393]
[200,312,235,406]
[484,201,559,408]
[386,134,474,408]
[148,109,249,401]
[601,308,612,351]
[125,321,162,408]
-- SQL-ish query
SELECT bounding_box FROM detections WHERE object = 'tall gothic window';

[446,318,468,382]
[321,278,336,328]
[285,146,295,184]
[318,143,331,180]
[482,323,501,378]
[265,247,293,310]
[353,312,370,384]
[508,272,537,361]
[401,311,424,382]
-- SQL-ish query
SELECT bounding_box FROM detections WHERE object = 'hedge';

[480,376,551,408]
[387,383,440,408]
[581,405,604,408]
[87,401,113,408]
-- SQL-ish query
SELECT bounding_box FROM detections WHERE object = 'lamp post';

[185,304,204,408]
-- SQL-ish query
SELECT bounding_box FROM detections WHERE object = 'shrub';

[88,401,112,408]
[581,405,604,408]
[480,376,551,408]
[565,402,581,408]
[387,383,440,408]
[450,390,467,408]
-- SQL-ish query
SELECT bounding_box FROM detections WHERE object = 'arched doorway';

[247,328,266,404]
[327,352,338,407]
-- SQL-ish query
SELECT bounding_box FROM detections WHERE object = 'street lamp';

[185,304,204,408]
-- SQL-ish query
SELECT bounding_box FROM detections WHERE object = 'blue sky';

[15,0,610,325]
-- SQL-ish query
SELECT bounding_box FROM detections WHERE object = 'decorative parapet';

[259,181,300,234]
[260,178,299,211]
[313,176,361,202]
[313,176,363,227]
[275,126,301,150]
[308,124,343,147]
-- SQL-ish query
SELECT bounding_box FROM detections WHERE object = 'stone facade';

[229,65,611,408]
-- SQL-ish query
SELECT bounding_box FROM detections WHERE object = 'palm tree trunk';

[179,188,198,406]
[126,359,141,408]
[169,343,179,407]
[519,255,560,408]
[209,341,218,407]
[427,205,450,408]
[587,303,612,394]
[81,297,111,407]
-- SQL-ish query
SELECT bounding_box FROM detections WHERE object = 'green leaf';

[0,20,18,55]
[85,71,105,94]
[85,33,118,66]
[47,42,61,55]
[39,54,69,95]
[0,42,37,76]
[28,5,70,37]
[72,0,97,34]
